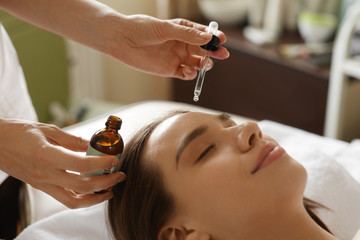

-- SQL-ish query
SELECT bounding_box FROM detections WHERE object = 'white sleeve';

[0,24,38,122]
[0,24,38,185]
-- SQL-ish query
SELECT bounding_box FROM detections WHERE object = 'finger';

[180,20,227,44]
[170,19,227,44]
[214,29,227,44]
[185,44,229,61]
[163,20,212,45]
[209,46,230,59]
[172,18,209,32]
[37,183,115,209]
[40,124,89,152]
[183,56,213,70]
[47,146,118,173]
[181,66,197,80]
[186,45,206,57]
[175,35,228,62]
[176,59,213,81]
[173,64,197,80]
[176,43,214,68]
[50,171,126,194]
[181,54,203,69]
[201,58,214,70]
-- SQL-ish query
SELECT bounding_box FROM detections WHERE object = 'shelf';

[222,26,330,81]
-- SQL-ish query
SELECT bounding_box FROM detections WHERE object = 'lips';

[251,143,285,174]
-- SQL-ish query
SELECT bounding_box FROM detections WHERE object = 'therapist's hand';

[0,118,126,209]
[110,15,230,80]
[0,1,228,79]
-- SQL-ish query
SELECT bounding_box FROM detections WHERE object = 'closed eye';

[194,144,216,164]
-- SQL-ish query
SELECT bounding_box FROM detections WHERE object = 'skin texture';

[141,112,339,240]
[0,0,228,208]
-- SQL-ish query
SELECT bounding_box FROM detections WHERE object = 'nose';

[236,121,262,152]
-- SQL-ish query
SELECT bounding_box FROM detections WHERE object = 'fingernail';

[199,32,211,40]
[104,191,114,200]
[226,50,230,58]
[184,66,193,75]
[116,172,127,182]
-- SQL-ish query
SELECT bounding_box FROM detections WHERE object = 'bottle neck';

[105,115,122,130]
[105,126,119,132]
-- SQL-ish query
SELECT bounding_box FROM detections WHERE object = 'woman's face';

[143,112,307,238]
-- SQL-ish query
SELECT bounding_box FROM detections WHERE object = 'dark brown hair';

[108,111,182,240]
[108,111,331,240]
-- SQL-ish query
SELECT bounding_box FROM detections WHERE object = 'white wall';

[100,0,172,104]
[67,0,172,106]
[100,0,171,104]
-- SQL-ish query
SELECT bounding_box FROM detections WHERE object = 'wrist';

[100,12,129,60]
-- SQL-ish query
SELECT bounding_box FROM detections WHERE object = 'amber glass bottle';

[83,115,124,178]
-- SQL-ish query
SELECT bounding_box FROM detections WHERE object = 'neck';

[229,205,339,240]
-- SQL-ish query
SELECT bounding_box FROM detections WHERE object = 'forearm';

[0,0,229,79]
[0,0,126,56]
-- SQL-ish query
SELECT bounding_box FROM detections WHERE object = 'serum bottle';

[83,115,124,178]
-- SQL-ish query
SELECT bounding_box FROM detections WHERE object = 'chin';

[282,156,308,201]
[270,155,308,203]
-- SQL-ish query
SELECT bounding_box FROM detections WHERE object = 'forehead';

[152,112,216,141]
[143,112,218,161]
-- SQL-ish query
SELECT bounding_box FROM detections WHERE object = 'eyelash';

[193,120,235,165]
[195,143,216,164]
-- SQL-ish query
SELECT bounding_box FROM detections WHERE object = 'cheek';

[178,154,254,211]
[193,152,248,185]
[176,155,307,217]
[172,157,263,228]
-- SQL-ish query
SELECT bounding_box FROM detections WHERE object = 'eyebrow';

[219,112,231,121]
[175,112,231,169]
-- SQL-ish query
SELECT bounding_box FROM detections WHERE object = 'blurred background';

[0,0,359,141]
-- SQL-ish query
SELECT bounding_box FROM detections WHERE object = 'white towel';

[16,203,112,240]
[301,151,360,240]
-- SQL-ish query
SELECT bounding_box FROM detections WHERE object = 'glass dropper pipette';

[193,21,219,102]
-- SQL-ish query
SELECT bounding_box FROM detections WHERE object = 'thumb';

[164,21,212,45]
[44,126,89,152]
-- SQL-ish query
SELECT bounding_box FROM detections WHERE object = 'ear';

[158,226,210,240]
